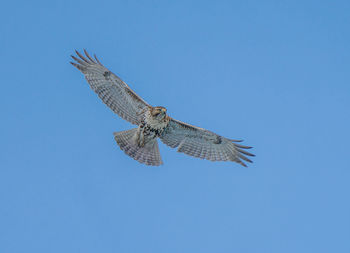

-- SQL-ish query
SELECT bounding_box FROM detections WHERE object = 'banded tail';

[113,128,163,166]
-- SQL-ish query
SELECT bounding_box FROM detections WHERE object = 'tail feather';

[113,128,163,166]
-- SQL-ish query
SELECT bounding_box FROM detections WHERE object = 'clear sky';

[1,0,349,252]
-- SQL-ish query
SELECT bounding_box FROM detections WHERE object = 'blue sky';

[1,0,349,252]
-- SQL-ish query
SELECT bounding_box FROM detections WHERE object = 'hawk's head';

[151,106,167,119]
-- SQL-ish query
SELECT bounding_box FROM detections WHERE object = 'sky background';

[1,0,349,252]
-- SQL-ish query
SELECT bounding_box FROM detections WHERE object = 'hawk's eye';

[152,110,161,116]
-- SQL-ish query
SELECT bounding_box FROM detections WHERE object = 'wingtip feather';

[94,54,102,65]
[70,61,79,68]
[239,161,247,167]
[235,143,253,149]
[238,154,253,163]
[75,49,90,63]
[84,49,96,63]
[230,139,243,142]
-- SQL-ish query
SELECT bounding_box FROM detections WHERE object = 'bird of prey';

[71,50,254,166]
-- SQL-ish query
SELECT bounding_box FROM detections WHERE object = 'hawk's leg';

[136,127,146,147]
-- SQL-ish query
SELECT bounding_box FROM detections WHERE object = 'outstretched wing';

[71,50,150,125]
[160,118,255,167]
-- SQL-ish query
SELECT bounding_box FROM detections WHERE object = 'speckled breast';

[141,111,169,138]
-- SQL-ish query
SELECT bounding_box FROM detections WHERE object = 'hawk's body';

[71,50,255,166]
[141,106,170,142]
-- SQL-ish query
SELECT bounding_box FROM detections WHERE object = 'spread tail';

[113,128,163,166]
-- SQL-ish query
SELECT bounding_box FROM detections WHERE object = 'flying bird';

[71,50,254,166]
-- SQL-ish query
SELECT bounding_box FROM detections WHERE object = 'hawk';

[71,50,254,166]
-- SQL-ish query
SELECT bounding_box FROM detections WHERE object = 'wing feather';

[71,50,150,125]
[160,118,255,167]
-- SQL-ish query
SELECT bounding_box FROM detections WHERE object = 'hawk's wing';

[160,118,255,167]
[71,50,150,125]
